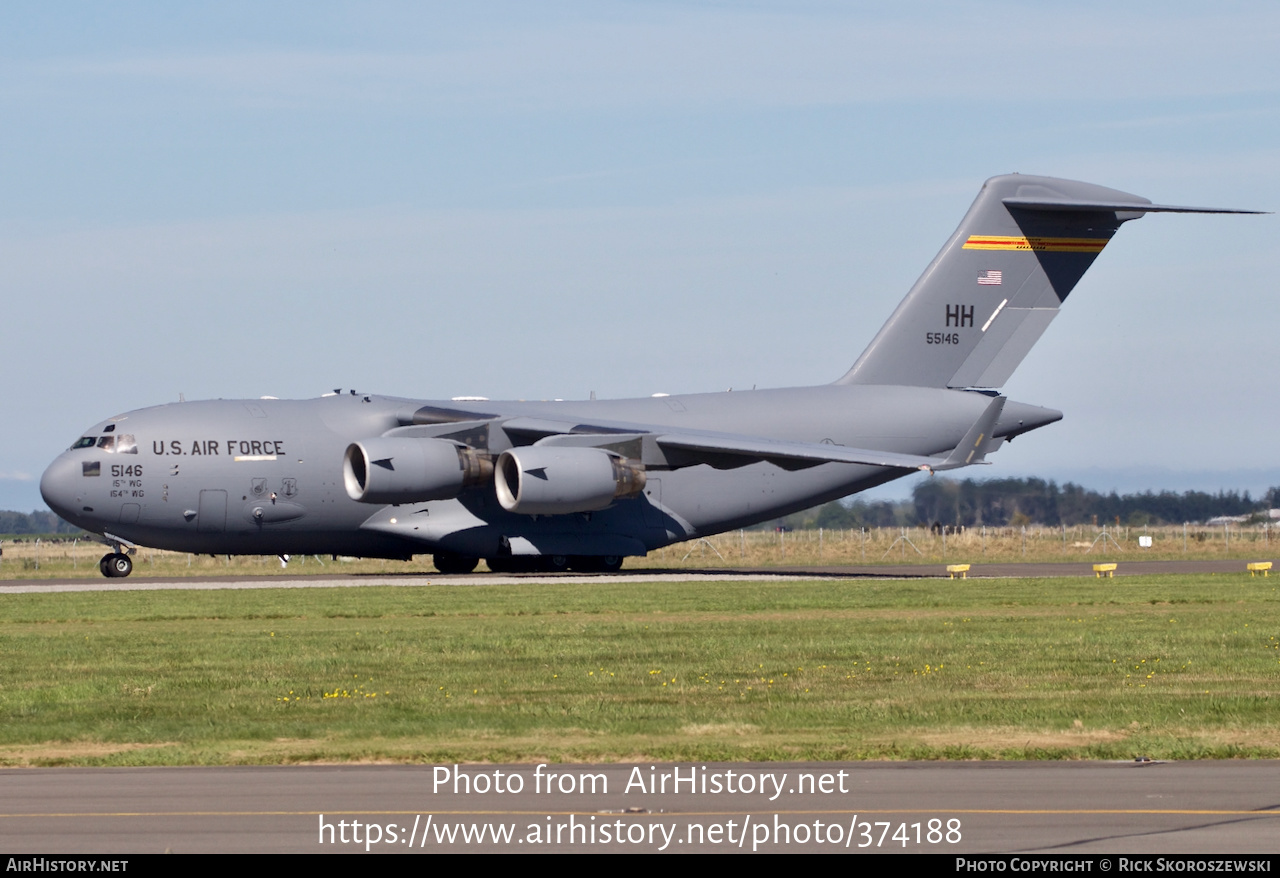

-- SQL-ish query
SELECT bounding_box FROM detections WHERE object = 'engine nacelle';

[494,446,646,515]
[344,438,492,504]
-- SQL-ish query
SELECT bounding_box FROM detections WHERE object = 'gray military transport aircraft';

[41,175,1260,577]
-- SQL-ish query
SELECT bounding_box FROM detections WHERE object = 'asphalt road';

[1,762,1277,854]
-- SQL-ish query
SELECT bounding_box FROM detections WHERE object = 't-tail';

[837,174,1261,389]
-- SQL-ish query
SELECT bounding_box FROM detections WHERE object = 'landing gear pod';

[344,438,492,504]
[494,446,646,515]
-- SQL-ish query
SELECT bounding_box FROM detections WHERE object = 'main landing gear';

[432,553,625,574]
[99,552,133,578]
[432,552,480,574]
[567,555,624,573]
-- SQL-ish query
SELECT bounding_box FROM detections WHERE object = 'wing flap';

[654,432,944,471]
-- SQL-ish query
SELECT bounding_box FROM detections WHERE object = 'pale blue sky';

[3,2,1278,510]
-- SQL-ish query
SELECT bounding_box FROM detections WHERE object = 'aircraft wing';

[392,417,922,470]
[649,395,1005,472]
[393,396,1007,474]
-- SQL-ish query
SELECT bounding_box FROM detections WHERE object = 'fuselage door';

[197,490,228,533]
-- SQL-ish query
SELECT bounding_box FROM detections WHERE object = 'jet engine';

[494,446,646,515]
[344,438,492,504]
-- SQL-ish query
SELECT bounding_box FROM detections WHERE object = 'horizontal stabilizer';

[1002,197,1266,215]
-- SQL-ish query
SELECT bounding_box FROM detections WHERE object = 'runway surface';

[0,558,1266,593]
[1,762,1278,854]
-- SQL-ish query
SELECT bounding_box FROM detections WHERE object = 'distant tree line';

[768,479,1280,530]
[913,478,1278,528]
[0,510,83,536]
[761,497,915,531]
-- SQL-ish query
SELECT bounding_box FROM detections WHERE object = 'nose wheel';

[99,552,133,578]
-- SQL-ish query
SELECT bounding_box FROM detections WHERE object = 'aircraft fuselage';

[39,385,1058,562]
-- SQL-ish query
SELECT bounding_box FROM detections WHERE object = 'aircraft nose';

[40,454,83,521]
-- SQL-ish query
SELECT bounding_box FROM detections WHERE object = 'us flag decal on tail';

[977,270,1002,285]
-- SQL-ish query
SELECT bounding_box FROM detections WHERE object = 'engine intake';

[494,446,646,515]
[344,438,492,504]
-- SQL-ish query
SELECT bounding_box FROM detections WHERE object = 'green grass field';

[0,573,1277,766]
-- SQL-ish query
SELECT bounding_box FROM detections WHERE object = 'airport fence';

[632,522,1279,569]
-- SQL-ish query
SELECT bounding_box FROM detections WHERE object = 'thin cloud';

[10,4,1280,112]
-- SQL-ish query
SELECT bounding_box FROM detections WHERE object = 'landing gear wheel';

[542,554,571,573]
[568,555,625,573]
[100,552,133,578]
[433,552,479,574]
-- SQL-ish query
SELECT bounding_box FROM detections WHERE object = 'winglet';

[932,395,1006,471]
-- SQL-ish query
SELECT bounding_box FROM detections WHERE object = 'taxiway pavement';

[1,761,1277,854]
[0,558,1266,593]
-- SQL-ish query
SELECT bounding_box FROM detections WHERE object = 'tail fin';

[837,174,1259,389]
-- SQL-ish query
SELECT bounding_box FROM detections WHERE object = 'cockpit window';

[95,434,139,454]
[71,437,96,449]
